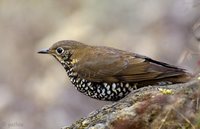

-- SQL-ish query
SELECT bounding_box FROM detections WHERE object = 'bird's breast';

[65,67,133,101]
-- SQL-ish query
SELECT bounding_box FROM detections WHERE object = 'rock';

[63,77,200,129]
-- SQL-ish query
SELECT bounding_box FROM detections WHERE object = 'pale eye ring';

[56,47,64,55]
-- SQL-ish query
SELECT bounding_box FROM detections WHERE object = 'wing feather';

[72,46,186,83]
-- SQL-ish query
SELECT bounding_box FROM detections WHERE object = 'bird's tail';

[160,72,192,83]
[136,72,193,87]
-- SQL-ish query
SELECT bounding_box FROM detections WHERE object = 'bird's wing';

[73,46,186,83]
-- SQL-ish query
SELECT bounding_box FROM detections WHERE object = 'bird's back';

[71,45,191,85]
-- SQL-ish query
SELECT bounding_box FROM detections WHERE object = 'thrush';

[38,40,192,101]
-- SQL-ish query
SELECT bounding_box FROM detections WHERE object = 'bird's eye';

[56,47,64,55]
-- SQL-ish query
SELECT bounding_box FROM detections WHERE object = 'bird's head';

[38,40,86,64]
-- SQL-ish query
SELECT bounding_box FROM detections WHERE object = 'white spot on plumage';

[103,83,107,86]
[97,88,101,93]
[117,88,121,92]
[80,79,85,84]
[123,88,126,92]
[133,84,138,90]
[72,72,78,76]
[76,78,81,83]
[82,84,85,87]
[90,86,94,90]
[112,83,116,89]
[106,85,110,90]
[93,93,97,98]
[87,82,92,86]
[82,79,85,82]
[107,90,111,95]
[69,68,73,72]
[112,83,118,93]
[61,61,65,64]
[119,92,123,97]
[88,92,91,96]
[125,83,129,88]
[102,89,105,96]
[107,96,111,100]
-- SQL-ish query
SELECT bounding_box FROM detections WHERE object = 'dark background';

[0,0,200,129]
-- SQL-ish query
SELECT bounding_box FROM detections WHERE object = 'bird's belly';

[69,76,132,101]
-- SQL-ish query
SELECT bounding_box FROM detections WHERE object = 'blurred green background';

[0,0,200,129]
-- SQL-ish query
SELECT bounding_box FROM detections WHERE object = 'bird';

[38,40,192,101]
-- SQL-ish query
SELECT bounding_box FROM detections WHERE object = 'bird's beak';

[38,48,50,54]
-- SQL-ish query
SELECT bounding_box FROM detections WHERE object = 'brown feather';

[71,45,191,83]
